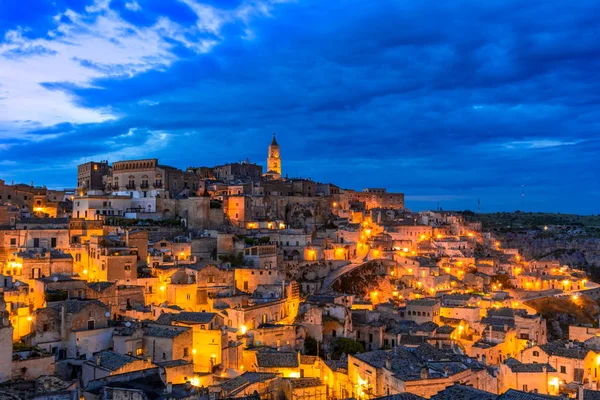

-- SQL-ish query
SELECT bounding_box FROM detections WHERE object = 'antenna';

[477,197,481,213]
[521,185,525,211]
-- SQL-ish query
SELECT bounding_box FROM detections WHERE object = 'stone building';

[213,161,263,182]
[77,161,110,192]
[156,312,225,373]
[30,299,111,357]
[0,319,13,383]
[404,299,441,324]
[520,340,596,386]
[11,250,73,279]
[87,236,138,282]
[87,282,145,319]
[107,158,202,195]
[142,323,193,364]
[498,358,559,395]
[348,345,496,398]
[82,350,155,386]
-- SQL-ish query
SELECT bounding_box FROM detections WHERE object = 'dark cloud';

[1,0,599,213]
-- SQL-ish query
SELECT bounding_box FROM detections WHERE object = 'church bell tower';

[267,133,282,179]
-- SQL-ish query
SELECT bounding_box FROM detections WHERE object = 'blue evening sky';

[0,0,599,214]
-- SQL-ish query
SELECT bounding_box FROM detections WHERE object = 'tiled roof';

[504,358,555,373]
[436,325,455,334]
[497,389,560,399]
[87,282,116,292]
[354,345,479,382]
[40,274,79,283]
[51,299,107,314]
[19,218,69,225]
[372,394,425,400]
[584,390,600,400]
[144,325,190,339]
[323,359,347,372]
[155,312,216,325]
[431,384,497,400]
[219,372,277,393]
[300,355,318,365]
[17,249,72,259]
[539,340,589,360]
[88,350,140,371]
[287,378,323,388]
[256,351,298,368]
[406,299,440,307]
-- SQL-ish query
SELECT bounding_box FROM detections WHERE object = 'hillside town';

[0,134,599,400]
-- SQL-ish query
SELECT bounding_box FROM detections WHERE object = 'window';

[560,366,566,374]
[33,238,40,247]
[51,237,57,248]
[186,294,191,300]
[124,265,131,271]
[10,238,16,246]
[523,385,528,392]
[136,348,143,356]
[87,320,95,330]
[183,348,189,357]
[533,351,539,357]
[75,254,81,262]
[43,323,50,332]
[208,275,214,283]
[243,281,248,290]
[162,352,166,360]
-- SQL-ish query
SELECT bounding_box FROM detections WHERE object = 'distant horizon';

[3,169,595,216]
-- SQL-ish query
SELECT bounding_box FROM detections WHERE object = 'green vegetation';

[331,338,365,359]
[235,235,271,246]
[525,296,600,339]
[461,211,600,232]
[304,336,319,356]
[219,252,245,267]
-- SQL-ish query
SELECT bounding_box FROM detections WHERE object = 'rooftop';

[155,311,216,325]
[86,350,142,371]
[256,351,298,368]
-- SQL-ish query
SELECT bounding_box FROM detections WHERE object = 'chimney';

[95,355,101,366]
[385,356,391,369]
[578,384,584,400]
[147,356,152,363]
[420,367,428,380]
[166,383,173,394]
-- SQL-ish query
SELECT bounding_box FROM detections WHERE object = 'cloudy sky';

[1,0,598,214]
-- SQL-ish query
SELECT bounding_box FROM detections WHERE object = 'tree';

[219,252,245,267]
[304,336,318,355]
[331,338,364,359]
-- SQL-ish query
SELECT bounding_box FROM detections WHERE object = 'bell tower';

[267,133,281,178]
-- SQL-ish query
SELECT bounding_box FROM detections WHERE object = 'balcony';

[140,183,149,189]
[111,184,120,190]
[125,184,136,190]
[154,182,163,188]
